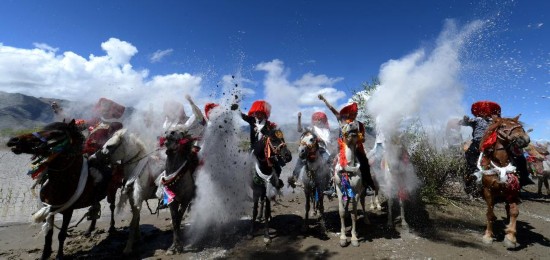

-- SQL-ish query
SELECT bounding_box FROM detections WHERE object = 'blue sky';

[0,0,548,139]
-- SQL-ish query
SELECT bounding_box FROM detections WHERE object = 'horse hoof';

[263,237,272,245]
[108,227,117,234]
[482,236,494,244]
[301,225,308,234]
[83,231,92,237]
[504,237,518,249]
[401,222,410,231]
[351,240,360,247]
[246,233,254,240]
[339,239,348,247]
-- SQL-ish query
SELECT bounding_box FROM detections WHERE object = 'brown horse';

[477,115,530,248]
[6,120,105,260]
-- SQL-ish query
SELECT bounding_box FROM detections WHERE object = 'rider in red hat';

[290,111,332,185]
[318,94,375,193]
[459,101,501,195]
[233,100,277,151]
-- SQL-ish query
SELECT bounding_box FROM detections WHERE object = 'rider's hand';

[298,112,302,118]
[185,94,192,102]
[318,94,325,101]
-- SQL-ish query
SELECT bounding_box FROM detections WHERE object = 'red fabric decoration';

[471,101,501,118]
[481,131,497,151]
[506,173,520,202]
[94,98,125,119]
[159,137,166,147]
[204,103,219,119]
[339,103,358,121]
[311,112,329,128]
[248,100,271,119]
[338,138,348,168]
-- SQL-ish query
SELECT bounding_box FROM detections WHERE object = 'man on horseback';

[459,101,499,196]
[318,94,375,194]
[288,111,332,188]
[232,100,286,186]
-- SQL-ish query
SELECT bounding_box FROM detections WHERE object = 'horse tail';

[32,206,51,223]
[116,186,129,214]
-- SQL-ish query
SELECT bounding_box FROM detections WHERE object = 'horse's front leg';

[504,202,519,248]
[123,194,141,255]
[84,202,100,236]
[41,216,54,260]
[109,202,116,233]
[248,192,259,239]
[302,189,310,233]
[258,196,265,222]
[336,187,348,247]
[318,193,327,234]
[56,210,74,260]
[263,198,272,244]
[350,198,360,247]
[166,202,184,255]
[359,189,370,225]
[482,188,496,244]
[387,197,394,228]
[399,198,409,230]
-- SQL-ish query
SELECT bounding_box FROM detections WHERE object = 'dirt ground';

[1,146,550,260]
[1,180,549,260]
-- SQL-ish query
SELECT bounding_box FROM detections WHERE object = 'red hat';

[94,98,125,119]
[204,102,219,119]
[311,112,329,128]
[471,101,501,118]
[339,102,358,121]
[248,100,271,119]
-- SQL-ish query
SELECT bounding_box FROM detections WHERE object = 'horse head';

[163,130,195,155]
[486,115,530,156]
[299,131,319,162]
[341,120,360,147]
[263,128,292,165]
[7,119,84,157]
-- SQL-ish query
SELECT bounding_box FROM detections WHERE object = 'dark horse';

[477,115,530,248]
[249,128,292,244]
[7,120,105,260]
[160,130,200,254]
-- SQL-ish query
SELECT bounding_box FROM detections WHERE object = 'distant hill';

[0,91,59,131]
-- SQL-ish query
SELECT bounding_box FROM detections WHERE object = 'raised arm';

[318,94,339,119]
[185,94,205,123]
[297,112,303,133]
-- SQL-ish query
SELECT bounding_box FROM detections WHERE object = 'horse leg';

[248,193,259,239]
[337,192,348,247]
[359,189,370,225]
[538,176,543,195]
[318,193,327,234]
[263,198,272,244]
[56,210,74,260]
[504,202,519,248]
[544,175,550,196]
[109,203,116,233]
[41,216,54,260]
[302,189,310,233]
[166,202,185,254]
[482,190,496,244]
[258,196,265,222]
[399,198,409,230]
[106,188,117,233]
[387,197,394,228]
[350,199,360,247]
[123,194,141,255]
[84,202,100,236]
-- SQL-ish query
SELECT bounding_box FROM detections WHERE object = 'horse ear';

[69,119,76,127]
[513,114,521,122]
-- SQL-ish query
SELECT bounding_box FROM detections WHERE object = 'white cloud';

[33,42,58,53]
[0,38,201,110]
[150,48,173,63]
[255,59,346,125]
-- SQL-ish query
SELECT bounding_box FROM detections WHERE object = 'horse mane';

[112,128,147,152]
[44,121,85,146]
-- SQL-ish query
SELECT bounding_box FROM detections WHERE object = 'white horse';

[368,139,416,229]
[334,120,364,247]
[298,131,331,233]
[94,129,160,255]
